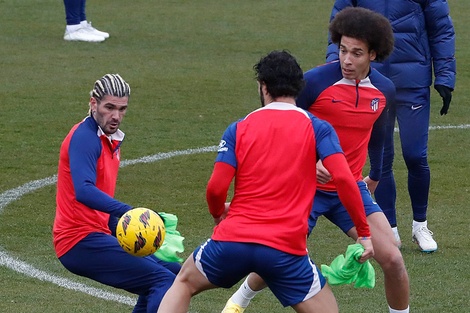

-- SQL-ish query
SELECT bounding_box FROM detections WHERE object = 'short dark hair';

[254,50,305,99]
[329,7,394,61]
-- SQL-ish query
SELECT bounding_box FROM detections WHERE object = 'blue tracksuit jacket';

[326,0,456,90]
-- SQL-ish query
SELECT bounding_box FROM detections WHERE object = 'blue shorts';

[193,239,326,307]
[309,181,382,234]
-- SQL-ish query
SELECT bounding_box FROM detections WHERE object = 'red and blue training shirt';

[297,61,396,192]
[53,116,132,258]
[207,102,346,256]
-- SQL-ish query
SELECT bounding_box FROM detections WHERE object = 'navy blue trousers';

[59,232,180,313]
[375,87,431,226]
[63,0,86,25]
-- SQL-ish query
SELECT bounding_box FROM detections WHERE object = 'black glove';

[434,85,453,115]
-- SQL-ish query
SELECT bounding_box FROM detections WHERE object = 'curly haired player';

[223,7,410,313]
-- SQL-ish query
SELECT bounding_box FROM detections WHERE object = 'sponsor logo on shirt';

[218,140,228,152]
[331,98,343,103]
[411,104,423,110]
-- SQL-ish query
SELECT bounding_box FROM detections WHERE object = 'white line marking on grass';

[429,124,470,130]
[0,146,217,306]
[0,176,57,214]
[120,146,217,167]
[394,124,470,132]
[0,250,136,306]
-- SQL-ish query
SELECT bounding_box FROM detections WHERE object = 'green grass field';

[1,0,469,312]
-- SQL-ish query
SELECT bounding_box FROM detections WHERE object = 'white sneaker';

[85,22,110,39]
[392,227,402,249]
[64,28,105,42]
[412,225,437,253]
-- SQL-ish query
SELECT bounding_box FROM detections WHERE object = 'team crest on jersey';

[218,140,228,152]
[370,98,380,112]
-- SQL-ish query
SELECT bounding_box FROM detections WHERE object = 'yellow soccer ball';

[116,208,166,257]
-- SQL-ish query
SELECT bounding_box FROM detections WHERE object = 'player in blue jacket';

[326,0,456,253]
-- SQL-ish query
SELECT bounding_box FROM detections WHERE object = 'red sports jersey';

[297,61,395,192]
[53,116,131,258]
[208,102,344,255]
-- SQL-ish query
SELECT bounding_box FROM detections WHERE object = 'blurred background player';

[327,0,456,253]
[53,74,180,312]
[223,7,410,313]
[157,50,374,313]
[63,0,109,42]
